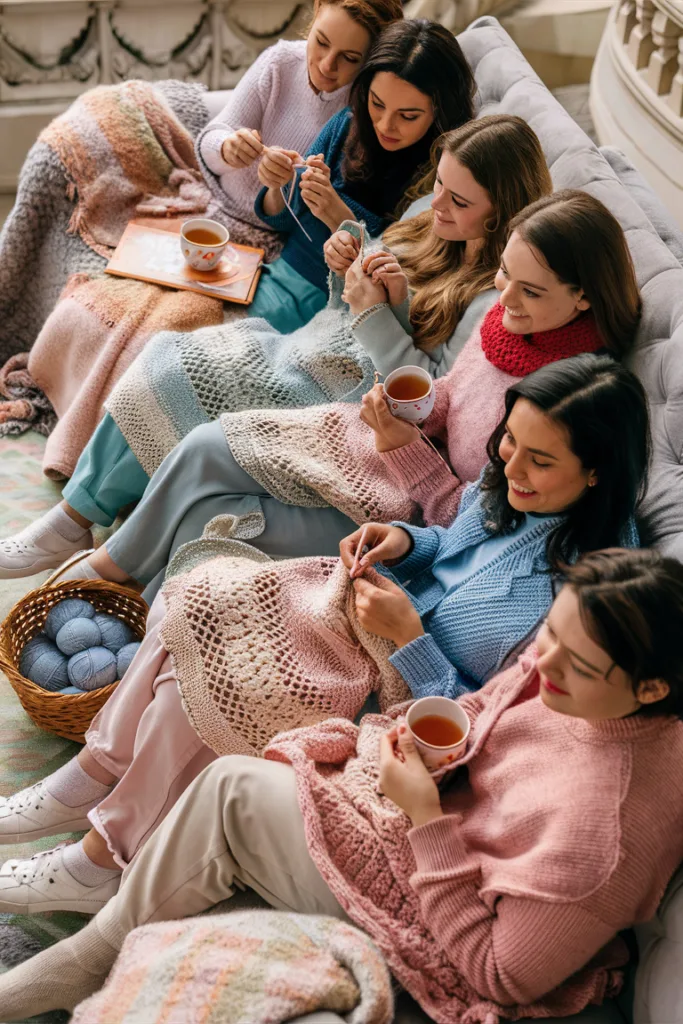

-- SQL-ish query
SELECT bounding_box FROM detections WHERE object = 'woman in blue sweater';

[0,355,650,911]
[247,18,475,332]
[340,352,648,692]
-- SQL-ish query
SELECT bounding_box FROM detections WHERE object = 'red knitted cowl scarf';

[480,301,603,376]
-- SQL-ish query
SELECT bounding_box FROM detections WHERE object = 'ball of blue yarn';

[67,647,117,691]
[59,685,87,695]
[44,599,95,641]
[19,635,55,677]
[116,642,141,679]
[93,613,135,655]
[55,617,102,656]
[20,636,69,691]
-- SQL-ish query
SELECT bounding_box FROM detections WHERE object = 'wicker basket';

[0,564,148,743]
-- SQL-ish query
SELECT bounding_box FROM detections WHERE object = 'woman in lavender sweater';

[195,0,403,258]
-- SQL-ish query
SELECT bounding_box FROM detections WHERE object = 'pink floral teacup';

[180,218,229,272]
[383,366,435,424]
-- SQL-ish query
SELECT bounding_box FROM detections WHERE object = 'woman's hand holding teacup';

[362,252,408,307]
[324,229,360,277]
[221,128,264,169]
[340,521,412,576]
[342,256,388,314]
[360,384,420,452]
[379,724,443,827]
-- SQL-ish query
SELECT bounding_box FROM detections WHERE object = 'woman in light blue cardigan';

[342,353,648,693]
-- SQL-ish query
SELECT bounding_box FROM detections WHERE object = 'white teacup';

[180,218,230,271]
[383,366,435,424]
[406,696,470,772]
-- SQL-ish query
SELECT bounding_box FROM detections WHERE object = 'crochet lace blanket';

[71,911,393,1024]
[159,550,410,758]
[223,401,417,526]
[107,282,375,477]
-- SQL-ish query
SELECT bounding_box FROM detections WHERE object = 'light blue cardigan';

[383,480,639,699]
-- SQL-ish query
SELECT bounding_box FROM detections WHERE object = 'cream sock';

[62,840,121,886]
[0,917,118,1017]
[45,756,113,808]
[57,556,102,582]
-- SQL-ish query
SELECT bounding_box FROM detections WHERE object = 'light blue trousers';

[62,258,326,525]
[105,420,357,602]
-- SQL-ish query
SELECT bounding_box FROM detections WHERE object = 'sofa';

[184,15,683,1024]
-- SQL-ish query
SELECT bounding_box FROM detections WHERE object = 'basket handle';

[42,549,96,588]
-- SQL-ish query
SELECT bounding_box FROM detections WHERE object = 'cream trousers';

[95,755,346,950]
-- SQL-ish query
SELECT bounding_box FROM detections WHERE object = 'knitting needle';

[350,525,372,579]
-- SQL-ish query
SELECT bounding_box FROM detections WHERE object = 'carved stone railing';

[0,0,313,104]
[590,0,683,225]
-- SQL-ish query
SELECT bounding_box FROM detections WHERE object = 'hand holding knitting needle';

[324,229,360,277]
[340,522,413,578]
[221,128,264,169]
[300,154,354,232]
[258,146,305,189]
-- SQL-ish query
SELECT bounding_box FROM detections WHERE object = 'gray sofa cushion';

[458,16,683,565]
[600,145,683,266]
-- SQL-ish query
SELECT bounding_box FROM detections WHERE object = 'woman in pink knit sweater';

[2,547,682,1024]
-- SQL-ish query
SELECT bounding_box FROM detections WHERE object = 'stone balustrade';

[590,0,683,224]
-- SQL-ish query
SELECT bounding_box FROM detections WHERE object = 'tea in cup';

[383,366,435,424]
[406,695,470,771]
[180,218,230,271]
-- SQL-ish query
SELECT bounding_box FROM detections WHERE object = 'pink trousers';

[86,593,216,868]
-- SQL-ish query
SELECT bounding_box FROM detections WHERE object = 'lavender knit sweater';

[196,40,350,233]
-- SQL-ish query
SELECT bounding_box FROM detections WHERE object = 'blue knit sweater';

[254,108,387,293]
[383,481,639,700]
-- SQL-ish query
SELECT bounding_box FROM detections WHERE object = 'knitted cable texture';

[480,302,602,374]
[160,553,410,758]
[106,280,374,476]
[71,911,393,1024]
[265,655,683,1023]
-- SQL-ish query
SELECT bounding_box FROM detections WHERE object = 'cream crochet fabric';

[222,402,416,524]
[160,552,410,757]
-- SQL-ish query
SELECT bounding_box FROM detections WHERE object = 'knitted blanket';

[0,79,277,470]
[70,911,393,1024]
[160,548,410,758]
[0,79,211,366]
[107,280,375,477]
[0,353,55,439]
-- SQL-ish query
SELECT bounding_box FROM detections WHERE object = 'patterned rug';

[0,432,87,1024]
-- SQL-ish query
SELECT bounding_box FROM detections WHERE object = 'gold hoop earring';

[484,215,500,234]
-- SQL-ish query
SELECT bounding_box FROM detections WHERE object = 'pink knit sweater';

[380,327,517,525]
[266,653,683,1023]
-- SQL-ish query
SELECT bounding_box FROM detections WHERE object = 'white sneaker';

[0,527,93,579]
[0,844,120,914]
[0,781,93,844]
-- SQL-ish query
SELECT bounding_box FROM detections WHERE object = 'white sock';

[57,556,103,581]
[45,757,113,808]
[46,505,91,542]
[62,840,121,887]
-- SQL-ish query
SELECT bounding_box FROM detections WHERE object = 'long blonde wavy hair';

[383,115,553,351]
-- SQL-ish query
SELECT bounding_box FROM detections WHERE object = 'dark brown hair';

[565,548,683,718]
[384,115,552,350]
[508,189,642,359]
[312,0,404,37]
[482,353,651,572]
[342,20,475,214]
